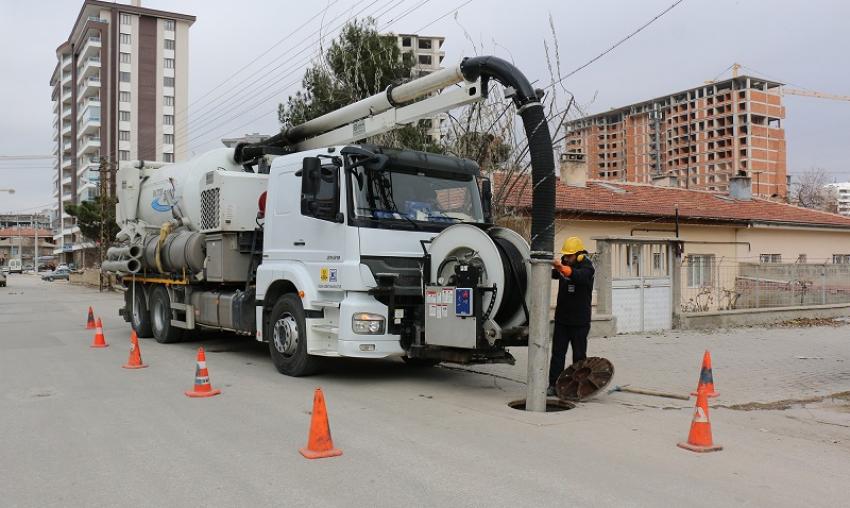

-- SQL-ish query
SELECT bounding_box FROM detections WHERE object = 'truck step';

[311,323,339,334]
[311,300,341,309]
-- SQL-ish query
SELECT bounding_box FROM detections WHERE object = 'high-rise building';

[396,33,446,142]
[50,0,194,265]
[564,75,787,198]
[826,182,850,216]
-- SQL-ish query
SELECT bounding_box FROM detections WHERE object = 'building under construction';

[564,75,787,198]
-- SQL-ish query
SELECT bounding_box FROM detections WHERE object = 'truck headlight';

[352,313,385,335]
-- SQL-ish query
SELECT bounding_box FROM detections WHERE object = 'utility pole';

[33,213,38,271]
[98,157,107,292]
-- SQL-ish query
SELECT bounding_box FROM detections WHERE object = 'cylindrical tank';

[141,231,205,274]
[128,148,242,231]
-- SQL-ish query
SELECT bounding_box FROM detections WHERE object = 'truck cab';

[257,144,489,375]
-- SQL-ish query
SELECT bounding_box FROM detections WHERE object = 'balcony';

[79,135,101,154]
[77,56,101,82]
[61,156,72,168]
[61,121,72,134]
[81,36,101,59]
[62,87,72,103]
[62,54,72,69]
[62,175,72,186]
[63,140,72,152]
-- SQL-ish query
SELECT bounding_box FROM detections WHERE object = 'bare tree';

[791,168,839,213]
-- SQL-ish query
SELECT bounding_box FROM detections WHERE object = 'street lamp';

[0,188,15,194]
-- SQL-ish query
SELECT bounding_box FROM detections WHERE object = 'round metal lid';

[555,357,615,402]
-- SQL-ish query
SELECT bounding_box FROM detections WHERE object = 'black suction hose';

[460,56,555,257]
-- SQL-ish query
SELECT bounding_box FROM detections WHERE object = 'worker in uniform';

[548,236,595,396]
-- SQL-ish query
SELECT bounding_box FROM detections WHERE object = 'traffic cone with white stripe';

[677,386,722,453]
[122,330,148,369]
[185,347,221,398]
[691,350,718,397]
[90,318,108,348]
[85,306,96,329]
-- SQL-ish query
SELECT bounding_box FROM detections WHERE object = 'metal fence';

[679,259,850,313]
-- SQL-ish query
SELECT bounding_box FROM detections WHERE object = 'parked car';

[0,271,6,287]
[8,259,22,273]
[41,268,70,282]
[0,266,9,274]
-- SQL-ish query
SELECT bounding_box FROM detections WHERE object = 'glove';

[552,260,572,277]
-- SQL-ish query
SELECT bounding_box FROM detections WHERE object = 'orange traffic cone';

[185,347,221,397]
[300,388,342,459]
[691,350,718,397]
[90,318,108,348]
[85,306,96,329]
[122,330,148,369]
[678,386,723,453]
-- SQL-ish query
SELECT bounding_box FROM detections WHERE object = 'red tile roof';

[496,174,850,229]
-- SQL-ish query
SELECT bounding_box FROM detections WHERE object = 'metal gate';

[610,241,672,333]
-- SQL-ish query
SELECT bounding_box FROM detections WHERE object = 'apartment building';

[396,33,446,142]
[826,182,850,216]
[565,76,787,198]
[49,0,194,265]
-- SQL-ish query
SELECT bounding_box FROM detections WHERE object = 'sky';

[1,0,849,213]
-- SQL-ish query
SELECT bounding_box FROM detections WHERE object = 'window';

[119,72,131,82]
[760,254,781,264]
[163,133,174,145]
[164,19,175,31]
[418,39,432,49]
[163,96,174,107]
[687,255,715,288]
[120,33,131,45]
[301,162,340,222]
[163,114,174,125]
[162,153,174,163]
[120,13,131,25]
[833,254,850,264]
[120,52,131,63]
[119,111,130,122]
[164,39,175,50]
[164,58,174,69]
[120,91,131,102]
[119,130,130,141]
[163,76,175,87]
[417,54,432,66]
[401,36,411,47]
[119,150,130,161]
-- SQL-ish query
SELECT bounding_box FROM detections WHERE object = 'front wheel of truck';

[268,294,320,377]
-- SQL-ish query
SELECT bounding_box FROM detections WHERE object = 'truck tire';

[268,294,320,377]
[150,285,183,343]
[127,284,153,338]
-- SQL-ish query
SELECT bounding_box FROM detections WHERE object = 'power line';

[177,0,443,154]
[183,0,466,153]
[0,155,54,160]
[545,0,687,90]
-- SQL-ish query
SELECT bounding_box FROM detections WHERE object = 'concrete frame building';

[50,0,194,264]
[396,33,446,142]
[826,182,850,216]
[565,76,787,199]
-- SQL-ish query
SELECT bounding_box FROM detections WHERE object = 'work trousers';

[548,322,590,387]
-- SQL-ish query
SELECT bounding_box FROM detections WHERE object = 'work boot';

[546,386,557,397]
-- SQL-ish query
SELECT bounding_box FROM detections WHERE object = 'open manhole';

[507,399,575,412]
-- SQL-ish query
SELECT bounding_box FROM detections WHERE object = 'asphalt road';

[1,274,848,507]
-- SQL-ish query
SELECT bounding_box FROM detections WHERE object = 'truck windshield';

[349,167,484,225]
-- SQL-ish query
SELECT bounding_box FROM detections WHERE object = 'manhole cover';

[507,399,575,412]
[555,357,614,402]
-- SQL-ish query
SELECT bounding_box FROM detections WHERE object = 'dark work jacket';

[552,256,595,326]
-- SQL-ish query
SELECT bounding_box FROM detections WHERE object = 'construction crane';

[726,63,850,103]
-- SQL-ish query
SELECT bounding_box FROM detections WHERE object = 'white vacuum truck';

[108,56,556,376]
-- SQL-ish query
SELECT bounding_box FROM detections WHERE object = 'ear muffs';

[577,254,585,262]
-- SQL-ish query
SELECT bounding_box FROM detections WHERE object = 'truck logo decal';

[151,197,173,212]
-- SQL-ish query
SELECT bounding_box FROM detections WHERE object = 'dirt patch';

[720,391,850,411]
[769,317,850,329]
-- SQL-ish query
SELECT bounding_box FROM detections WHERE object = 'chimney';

[559,152,587,188]
[130,0,141,6]
[651,173,679,188]
[729,171,752,201]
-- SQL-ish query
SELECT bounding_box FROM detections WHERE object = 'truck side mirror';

[481,177,493,223]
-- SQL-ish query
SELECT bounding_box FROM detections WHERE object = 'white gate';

[610,242,672,334]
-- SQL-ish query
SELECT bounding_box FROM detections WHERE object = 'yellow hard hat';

[560,236,585,255]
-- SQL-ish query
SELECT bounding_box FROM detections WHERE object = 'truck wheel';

[150,285,183,343]
[268,294,320,377]
[128,284,153,338]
